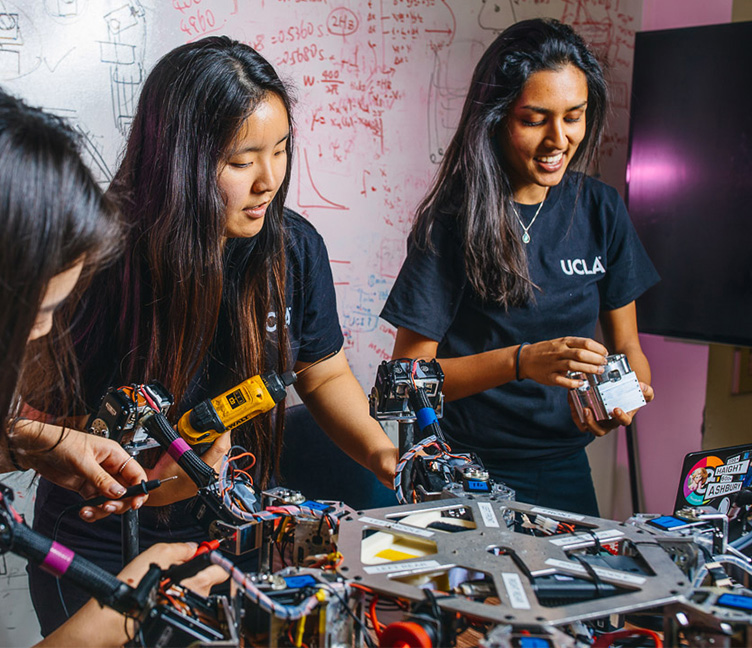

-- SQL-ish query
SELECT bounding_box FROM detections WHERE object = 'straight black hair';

[412,18,608,306]
[0,90,120,438]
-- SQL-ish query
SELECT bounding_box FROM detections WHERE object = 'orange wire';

[369,595,386,638]
[228,451,257,470]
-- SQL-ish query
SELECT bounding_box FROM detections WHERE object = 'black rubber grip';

[142,412,216,488]
[10,522,135,613]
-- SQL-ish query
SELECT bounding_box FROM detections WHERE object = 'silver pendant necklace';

[512,188,549,244]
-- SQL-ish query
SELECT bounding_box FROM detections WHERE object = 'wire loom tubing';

[209,551,328,620]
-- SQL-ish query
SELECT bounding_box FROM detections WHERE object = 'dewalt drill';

[177,371,296,447]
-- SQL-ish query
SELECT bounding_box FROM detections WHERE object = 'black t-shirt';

[73,208,344,416]
[33,209,344,567]
[381,173,659,468]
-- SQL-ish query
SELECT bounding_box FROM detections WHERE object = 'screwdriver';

[78,475,178,508]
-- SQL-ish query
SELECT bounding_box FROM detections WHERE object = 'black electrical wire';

[573,554,605,598]
[323,583,376,648]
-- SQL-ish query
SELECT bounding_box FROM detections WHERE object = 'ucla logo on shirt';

[560,256,605,276]
[266,307,292,332]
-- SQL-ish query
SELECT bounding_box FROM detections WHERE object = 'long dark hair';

[75,36,294,486]
[0,90,120,436]
[413,18,608,306]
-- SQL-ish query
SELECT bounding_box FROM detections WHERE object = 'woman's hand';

[570,381,654,437]
[142,430,231,507]
[116,542,228,595]
[6,421,149,521]
[35,542,228,648]
[517,336,608,388]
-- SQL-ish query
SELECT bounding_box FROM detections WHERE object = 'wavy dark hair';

[72,36,293,486]
[413,18,608,306]
[0,90,120,438]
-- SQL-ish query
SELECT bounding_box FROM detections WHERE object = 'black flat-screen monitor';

[626,21,752,347]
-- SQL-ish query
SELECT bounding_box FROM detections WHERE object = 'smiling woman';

[381,18,659,517]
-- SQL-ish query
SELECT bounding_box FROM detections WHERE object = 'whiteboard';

[0,0,641,389]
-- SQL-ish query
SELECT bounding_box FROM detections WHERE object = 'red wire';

[592,629,662,648]
[138,385,160,412]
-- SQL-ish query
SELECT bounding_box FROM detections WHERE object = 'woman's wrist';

[515,342,531,381]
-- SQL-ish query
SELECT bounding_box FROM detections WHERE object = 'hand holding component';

[515,336,608,388]
[570,381,654,437]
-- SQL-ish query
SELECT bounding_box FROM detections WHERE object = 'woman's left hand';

[7,422,149,520]
[571,381,654,437]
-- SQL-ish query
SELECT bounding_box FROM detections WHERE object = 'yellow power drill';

[177,370,297,447]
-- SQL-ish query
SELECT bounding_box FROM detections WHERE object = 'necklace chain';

[512,188,549,244]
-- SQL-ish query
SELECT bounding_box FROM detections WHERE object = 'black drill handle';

[142,412,215,488]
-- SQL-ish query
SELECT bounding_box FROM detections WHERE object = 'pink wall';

[642,0,733,31]
[614,0,733,514]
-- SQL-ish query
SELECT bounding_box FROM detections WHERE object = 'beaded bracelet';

[515,342,530,382]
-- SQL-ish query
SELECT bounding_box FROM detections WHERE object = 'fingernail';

[110,486,126,497]
[81,509,93,519]
[133,498,144,510]
[104,503,117,513]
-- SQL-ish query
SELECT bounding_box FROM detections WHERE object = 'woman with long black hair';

[382,18,658,516]
[30,36,397,634]
[0,90,147,514]
[0,90,225,648]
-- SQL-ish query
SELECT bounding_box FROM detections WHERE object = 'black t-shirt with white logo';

[381,173,659,468]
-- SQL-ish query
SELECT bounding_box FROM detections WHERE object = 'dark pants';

[486,448,600,517]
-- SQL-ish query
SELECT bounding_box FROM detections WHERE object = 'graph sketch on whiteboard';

[296,148,349,211]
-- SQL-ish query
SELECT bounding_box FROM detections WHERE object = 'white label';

[531,507,585,521]
[598,372,645,414]
[502,573,531,609]
[706,481,743,498]
[545,558,646,585]
[549,529,624,547]
[715,459,749,476]
[478,502,499,528]
[363,559,441,575]
[358,516,435,538]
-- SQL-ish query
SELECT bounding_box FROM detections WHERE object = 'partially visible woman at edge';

[381,18,658,517]
[0,90,225,648]
[30,36,398,634]
[0,89,148,515]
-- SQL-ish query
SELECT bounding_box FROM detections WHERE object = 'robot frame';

[0,358,750,647]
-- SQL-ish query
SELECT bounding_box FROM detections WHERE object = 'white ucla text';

[560,256,605,276]
[266,307,292,333]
